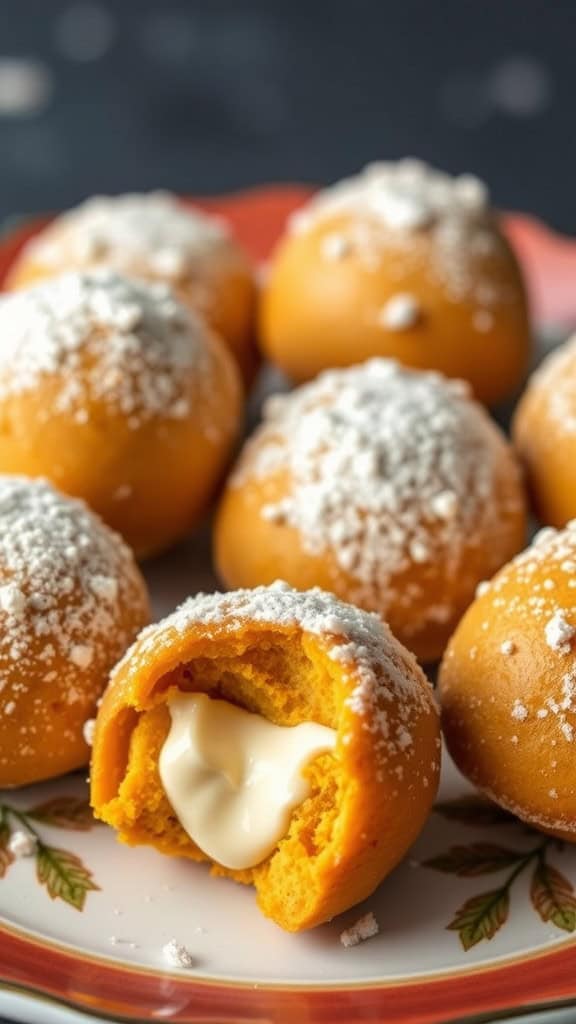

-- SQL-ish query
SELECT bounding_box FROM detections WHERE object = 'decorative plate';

[1,188,576,1024]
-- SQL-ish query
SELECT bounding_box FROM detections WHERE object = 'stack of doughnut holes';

[0,159,574,928]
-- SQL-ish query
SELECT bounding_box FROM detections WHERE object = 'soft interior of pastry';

[101,641,344,928]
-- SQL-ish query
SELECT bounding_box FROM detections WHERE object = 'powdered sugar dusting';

[486,522,576,635]
[292,160,488,236]
[0,270,208,430]
[116,581,438,768]
[0,476,147,726]
[230,359,523,626]
[23,191,231,282]
[289,159,507,308]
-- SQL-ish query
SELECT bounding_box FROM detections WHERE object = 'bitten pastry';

[91,582,440,932]
[214,360,527,662]
[0,476,149,788]
[0,270,242,558]
[5,192,258,385]
[513,334,576,527]
[440,522,576,839]
[260,159,531,405]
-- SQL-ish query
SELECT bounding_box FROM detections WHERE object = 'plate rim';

[3,878,576,1024]
[2,914,576,991]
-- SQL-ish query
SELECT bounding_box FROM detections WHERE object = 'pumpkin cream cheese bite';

[513,334,576,527]
[5,191,258,385]
[0,476,149,788]
[215,359,527,662]
[0,269,242,558]
[440,521,576,839]
[260,159,531,405]
[91,582,440,932]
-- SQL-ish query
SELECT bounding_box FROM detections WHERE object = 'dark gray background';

[0,0,574,229]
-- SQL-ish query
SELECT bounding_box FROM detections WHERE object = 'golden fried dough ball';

[91,582,440,931]
[0,270,242,558]
[440,522,576,840]
[5,192,257,385]
[514,335,576,527]
[0,476,149,787]
[215,359,527,662]
[260,160,531,405]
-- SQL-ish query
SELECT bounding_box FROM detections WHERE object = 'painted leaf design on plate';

[424,843,525,877]
[448,888,510,951]
[0,819,13,879]
[28,796,95,831]
[531,860,576,933]
[434,795,517,827]
[36,844,100,911]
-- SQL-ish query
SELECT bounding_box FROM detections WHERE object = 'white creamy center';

[159,692,337,870]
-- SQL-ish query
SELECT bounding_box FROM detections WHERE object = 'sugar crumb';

[473,309,494,332]
[163,939,195,968]
[545,610,575,655]
[321,233,350,261]
[70,644,94,669]
[500,640,516,656]
[378,293,420,331]
[511,700,528,722]
[8,830,37,858]
[0,583,27,617]
[561,722,574,742]
[340,912,379,948]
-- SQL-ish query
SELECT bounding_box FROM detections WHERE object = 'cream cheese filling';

[159,692,336,870]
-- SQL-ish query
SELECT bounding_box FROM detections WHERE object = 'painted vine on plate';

[424,795,576,950]
[0,796,99,911]
[3,787,575,941]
